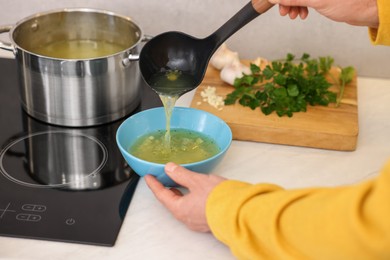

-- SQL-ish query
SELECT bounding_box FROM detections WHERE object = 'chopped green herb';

[224,53,355,117]
[337,66,355,107]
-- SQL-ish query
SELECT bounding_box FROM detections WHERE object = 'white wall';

[1,0,389,78]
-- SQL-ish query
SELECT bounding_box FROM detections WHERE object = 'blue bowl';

[116,107,232,186]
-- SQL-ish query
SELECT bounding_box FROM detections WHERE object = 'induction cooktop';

[0,58,161,246]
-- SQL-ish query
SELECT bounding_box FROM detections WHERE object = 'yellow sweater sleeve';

[369,0,390,45]
[206,160,390,259]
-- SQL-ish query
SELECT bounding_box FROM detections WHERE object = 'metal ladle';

[138,0,274,96]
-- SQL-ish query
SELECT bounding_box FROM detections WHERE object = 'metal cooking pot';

[0,8,146,127]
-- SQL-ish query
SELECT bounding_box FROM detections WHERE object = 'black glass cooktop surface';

[0,58,161,246]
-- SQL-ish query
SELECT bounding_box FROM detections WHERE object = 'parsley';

[337,66,355,107]
[224,53,355,117]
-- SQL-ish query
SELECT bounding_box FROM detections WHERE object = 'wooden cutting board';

[190,62,359,151]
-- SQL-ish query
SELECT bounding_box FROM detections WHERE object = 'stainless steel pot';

[0,8,146,127]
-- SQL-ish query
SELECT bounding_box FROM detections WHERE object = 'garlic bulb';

[220,59,251,85]
[210,43,240,70]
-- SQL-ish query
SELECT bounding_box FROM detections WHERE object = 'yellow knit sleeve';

[369,0,390,45]
[206,160,390,259]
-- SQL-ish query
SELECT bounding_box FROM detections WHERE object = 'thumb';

[165,162,200,188]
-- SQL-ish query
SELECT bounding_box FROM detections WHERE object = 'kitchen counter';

[1,52,390,259]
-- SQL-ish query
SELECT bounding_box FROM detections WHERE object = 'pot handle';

[0,25,15,53]
[122,34,153,66]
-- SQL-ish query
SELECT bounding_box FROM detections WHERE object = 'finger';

[164,162,202,188]
[288,6,300,19]
[145,174,181,209]
[279,5,290,16]
[298,7,309,19]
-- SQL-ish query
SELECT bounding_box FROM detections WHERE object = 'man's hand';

[145,162,226,232]
[269,0,379,27]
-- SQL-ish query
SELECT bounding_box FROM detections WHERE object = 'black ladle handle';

[205,0,274,51]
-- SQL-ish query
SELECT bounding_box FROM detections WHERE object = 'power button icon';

[65,218,76,225]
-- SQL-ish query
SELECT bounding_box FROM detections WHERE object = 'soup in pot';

[32,39,128,59]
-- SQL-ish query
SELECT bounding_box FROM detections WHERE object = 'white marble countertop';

[1,51,390,259]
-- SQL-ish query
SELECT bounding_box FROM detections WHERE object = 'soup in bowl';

[116,107,232,186]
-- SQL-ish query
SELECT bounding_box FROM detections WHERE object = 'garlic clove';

[220,59,251,85]
[252,57,269,69]
[210,43,240,70]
